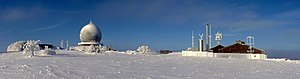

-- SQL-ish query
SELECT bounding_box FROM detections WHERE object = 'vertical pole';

[247,36,255,53]
[199,34,203,52]
[192,31,194,48]
[209,25,212,49]
[253,37,255,47]
[206,24,209,51]
[66,40,69,50]
[199,38,203,52]
[61,40,64,48]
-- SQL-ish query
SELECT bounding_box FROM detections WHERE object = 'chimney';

[199,34,204,52]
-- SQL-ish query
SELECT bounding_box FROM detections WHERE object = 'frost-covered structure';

[137,46,154,54]
[121,46,155,55]
[7,40,58,57]
[86,45,97,53]
[36,46,56,56]
[85,45,110,54]
[125,50,137,54]
[137,46,150,54]
[22,40,41,57]
[7,41,27,52]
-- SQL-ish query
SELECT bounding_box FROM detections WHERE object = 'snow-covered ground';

[0,51,299,79]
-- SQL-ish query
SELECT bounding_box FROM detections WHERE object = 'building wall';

[182,51,212,57]
[214,53,267,59]
[182,51,267,60]
[69,46,88,51]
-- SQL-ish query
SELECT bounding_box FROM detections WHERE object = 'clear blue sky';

[0,0,300,52]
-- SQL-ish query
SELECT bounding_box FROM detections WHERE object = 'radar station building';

[69,20,112,51]
[182,24,267,60]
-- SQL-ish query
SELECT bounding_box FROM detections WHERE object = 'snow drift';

[0,51,299,79]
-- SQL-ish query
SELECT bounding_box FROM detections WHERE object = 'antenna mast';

[192,31,195,48]
[215,32,222,45]
[60,40,64,48]
[205,24,209,51]
[246,36,255,53]
[209,25,212,49]
[66,40,69,50]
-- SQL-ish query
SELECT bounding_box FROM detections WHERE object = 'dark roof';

[210,45,225,53]
[38,44,54,49]
[212,40,265,54]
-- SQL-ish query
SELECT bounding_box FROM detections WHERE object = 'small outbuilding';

[159,50,172,54]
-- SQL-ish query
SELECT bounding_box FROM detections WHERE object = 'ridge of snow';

[0,51,299,79]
